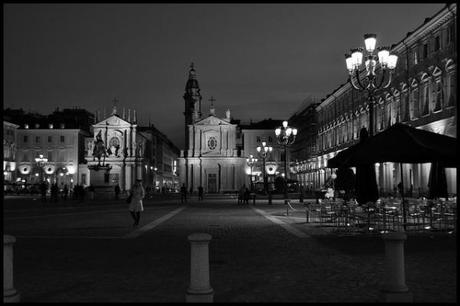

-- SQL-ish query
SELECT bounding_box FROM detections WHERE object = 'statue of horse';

[92,131,107,166]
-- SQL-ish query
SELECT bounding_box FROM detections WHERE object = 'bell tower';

[183,63,202,149]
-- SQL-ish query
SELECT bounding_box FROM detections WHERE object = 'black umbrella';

[428,161,448,199]
[327,123,457,230]
[354,128,379,205]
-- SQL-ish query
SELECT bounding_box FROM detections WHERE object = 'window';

[434,36,441,51]
[410,88,419,119]
[104,173,109,183]
[48,136,52,143]
[35,136,40,144]
[23,135,28,143]
[414,50,418,64]
[60,136,65,143]
[256,136,261,143]
[448,23,455,44]
[447,73,456,106]
[421,84,429,115]
[207,137,217,150]
[423,43,428,59]
[434,81,443,111]
[268,136,273,143]
[47,151,52,161]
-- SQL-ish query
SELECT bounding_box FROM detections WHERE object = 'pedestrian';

[180,184,187,204]
[244,187,250,205]
[114,184,121,200]
[40,181,47,202]
[51,183,59,203]
[397,182,403,197]
[198,186,204,200]
[63,184,69,201]
[238,184,246,205]
[129,179,145,227]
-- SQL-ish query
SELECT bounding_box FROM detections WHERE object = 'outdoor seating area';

[304,197,457,234]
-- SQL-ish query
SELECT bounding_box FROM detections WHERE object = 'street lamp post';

[246,155,258,192]
[275,121,297,200]
[331,172,337,201]
[345,34,398,136]
[34,154,48,183]
[256,141,273,194]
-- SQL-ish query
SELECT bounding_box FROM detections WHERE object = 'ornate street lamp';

[345,33,398,136]
[256,141,273,194]
[34,154,48,182]
[275,121,297,200]
[246,155,258,192]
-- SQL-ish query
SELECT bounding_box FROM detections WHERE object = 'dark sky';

[3,3,445,149]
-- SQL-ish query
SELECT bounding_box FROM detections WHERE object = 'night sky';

[3,3,445,149]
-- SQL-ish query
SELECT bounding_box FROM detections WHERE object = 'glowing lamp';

[282,121,288,128]
[387,54,398,70]
[275,128,281,136]
[345,54,354,72]
[364,33,377,53]
[377,48,390,66]
[351,48,363,67]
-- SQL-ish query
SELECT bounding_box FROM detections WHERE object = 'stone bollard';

[381,232,413,302]
[268,192,272,205]
[4,235,20,303]
[186,233,213,303]
[252,194,256,206]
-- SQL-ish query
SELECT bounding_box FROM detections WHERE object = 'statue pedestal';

[87,164,116,200]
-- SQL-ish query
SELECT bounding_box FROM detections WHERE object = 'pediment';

[194,115,231,126]
[94,115,132,127]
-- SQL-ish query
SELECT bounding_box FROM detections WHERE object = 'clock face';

[207,137,218,150]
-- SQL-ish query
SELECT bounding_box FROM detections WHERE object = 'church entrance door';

[208,173,217,193]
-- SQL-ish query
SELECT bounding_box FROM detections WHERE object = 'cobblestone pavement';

[4,198,456,303]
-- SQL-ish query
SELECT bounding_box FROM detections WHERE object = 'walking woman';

[129,179,145,227]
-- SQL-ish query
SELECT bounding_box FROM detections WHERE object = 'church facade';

[177,65,247,193]
[81,107,145,193]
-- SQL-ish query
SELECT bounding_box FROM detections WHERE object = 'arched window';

[420,73,430,116]
[409,80,418,120]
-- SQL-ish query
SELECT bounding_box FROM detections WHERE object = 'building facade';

[240,119,285,190]
[3,120,19,184]
[15,122,89,188]
[177,65,247,193]
[294,3,457,196]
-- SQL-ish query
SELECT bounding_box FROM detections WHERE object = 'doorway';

[208,173,217,193]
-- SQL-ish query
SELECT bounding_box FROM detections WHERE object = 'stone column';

[4,235,20,303]
[381,232,413,302]
[186,233,213,303]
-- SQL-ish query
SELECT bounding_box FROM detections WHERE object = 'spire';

[128,109,131,122]
[133,109,137,123]
[185,62,200,91]
[122,107,126,119]
[209,96,216,116]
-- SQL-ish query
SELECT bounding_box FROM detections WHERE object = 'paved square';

[3,196,456,302]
